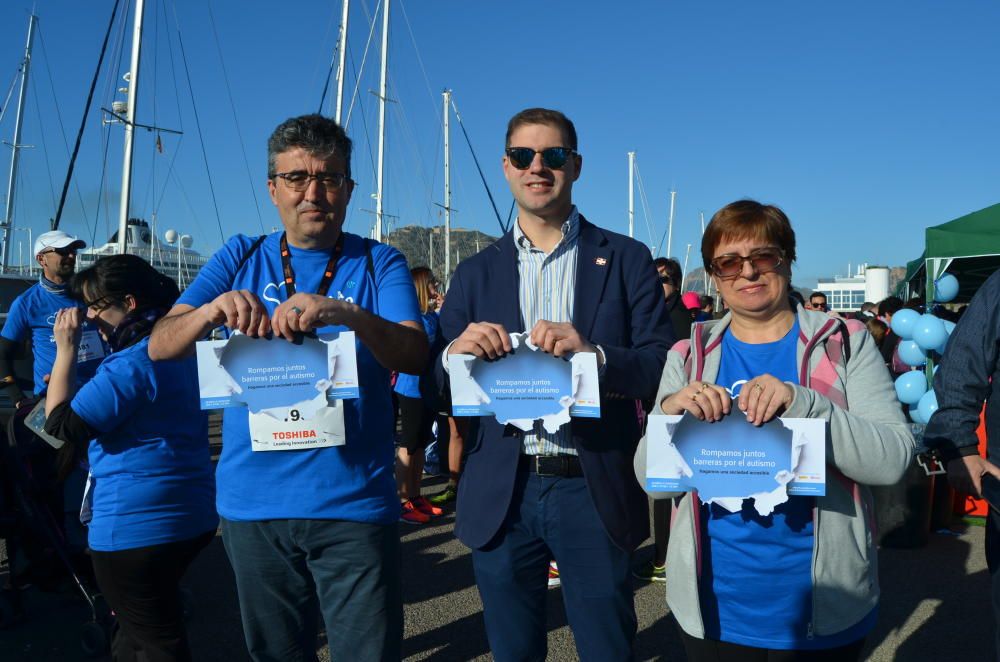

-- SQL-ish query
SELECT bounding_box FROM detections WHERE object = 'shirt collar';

[513,206,580,253]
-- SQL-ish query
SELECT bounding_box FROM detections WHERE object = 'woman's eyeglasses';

[709,248,784,279]
[504,147,576,170]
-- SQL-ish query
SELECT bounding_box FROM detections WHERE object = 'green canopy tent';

[901,202,1000,303]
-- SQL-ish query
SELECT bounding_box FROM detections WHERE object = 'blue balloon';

[895,370,927,405]
[890,309,920,340]
[897,340,927,367]
[913,314,947,352]
[917,390,939,422]
[943,320,956,335]
[908,404,926,425]
[934,274,959,303]
[894,371,927,405]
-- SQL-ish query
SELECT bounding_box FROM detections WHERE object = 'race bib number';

[77,329,106,363]
[248,399,346,452]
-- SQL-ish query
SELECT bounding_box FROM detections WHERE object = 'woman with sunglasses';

[636,200,914,661]
[44,254,217,661]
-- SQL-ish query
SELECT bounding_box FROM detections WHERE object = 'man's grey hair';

[267,114,352,179]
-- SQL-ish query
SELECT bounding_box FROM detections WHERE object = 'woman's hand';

[53,307,82,354]
[738,374,794,426]
[660,381,731,421]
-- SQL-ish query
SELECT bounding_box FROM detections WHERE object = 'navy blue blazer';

[434,217,673,552]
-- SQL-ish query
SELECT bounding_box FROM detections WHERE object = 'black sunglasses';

[505,147,576,170]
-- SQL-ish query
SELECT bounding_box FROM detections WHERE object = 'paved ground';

[1,476,994,661]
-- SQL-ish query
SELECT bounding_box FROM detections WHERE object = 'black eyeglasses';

[505,147,576,170]
[709,247,785,279]
[271,171,349,192]
[83,296,118,313]
[40,246,78,257]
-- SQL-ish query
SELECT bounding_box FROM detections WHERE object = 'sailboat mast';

[117,0,146,255]
[666,189,676,258]
[334,0,350,124]
[627,151,635,240]
[1,14,37,271]
[443,89,451,285]
[373,0,389,243]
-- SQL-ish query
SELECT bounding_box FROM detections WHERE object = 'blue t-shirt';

[177,232,420,524]
[71,337,217,552]
[1,282,106,394]
[704,320,875,649]
[394,311,438,399]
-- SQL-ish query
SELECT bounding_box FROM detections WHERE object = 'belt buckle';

[536,455,566,477]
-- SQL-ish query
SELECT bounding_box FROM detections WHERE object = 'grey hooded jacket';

[634,307,914,639]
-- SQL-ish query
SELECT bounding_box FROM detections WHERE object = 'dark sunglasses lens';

[751,251,781,272]
[507,148,534,169]
[540,148,570,169]
[713,256,743,276]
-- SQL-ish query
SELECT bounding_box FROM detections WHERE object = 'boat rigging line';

[36,23,95,239]
[175,2,229,242]
[52,0,122,233]
[204,0,265,235]
[344,0,382,131]
[449,96,507,235]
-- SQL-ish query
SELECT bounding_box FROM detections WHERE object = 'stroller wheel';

[80,620,109,658]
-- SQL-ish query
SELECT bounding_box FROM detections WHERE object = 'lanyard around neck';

[279,232,345,298]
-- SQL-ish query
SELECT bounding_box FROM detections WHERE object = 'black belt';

[519,454,584,477]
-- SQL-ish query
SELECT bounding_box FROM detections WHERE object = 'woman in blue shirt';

[637,200,914,661]
[394,266,441,524]
[44,255,217,662]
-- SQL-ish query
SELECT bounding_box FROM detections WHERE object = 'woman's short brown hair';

[411,266,436,315]
[701,199,797,274]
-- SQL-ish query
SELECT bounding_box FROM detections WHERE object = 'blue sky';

[2,0,999,288]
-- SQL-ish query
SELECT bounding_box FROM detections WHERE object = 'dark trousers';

[679,627,865,661]
[90,530,215,662]
[471,471,636,662]
[987,506,1000,661]
[221,517,402,662]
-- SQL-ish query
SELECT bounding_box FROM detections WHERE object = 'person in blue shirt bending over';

[147,113,427,662]
[43,254,218,662]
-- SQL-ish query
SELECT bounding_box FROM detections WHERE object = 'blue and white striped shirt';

[514,207,580,456]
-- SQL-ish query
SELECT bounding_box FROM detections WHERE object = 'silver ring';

[291,306,303,316]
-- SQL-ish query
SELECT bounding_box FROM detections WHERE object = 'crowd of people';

[0,107,993,662]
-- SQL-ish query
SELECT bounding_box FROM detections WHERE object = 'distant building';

[815,265,890,313]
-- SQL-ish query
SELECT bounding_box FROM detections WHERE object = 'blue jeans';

[471,471,637,662]
[221,518,402,662]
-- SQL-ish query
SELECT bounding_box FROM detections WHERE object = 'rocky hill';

[386,225,499,284]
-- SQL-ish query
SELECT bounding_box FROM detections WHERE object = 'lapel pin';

[595,257,608,266]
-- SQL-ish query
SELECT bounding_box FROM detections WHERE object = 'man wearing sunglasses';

[434,108,672,660]
[0,231,106,409]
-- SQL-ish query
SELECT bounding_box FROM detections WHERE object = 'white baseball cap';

[34,231,86,256]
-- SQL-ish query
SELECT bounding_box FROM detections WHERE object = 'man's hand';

[946,455,1000,498]
[529,320,598,361]
[448,322,512,360]
[53,308,82,353]
[271,294,356,341]
[204,290,270,337]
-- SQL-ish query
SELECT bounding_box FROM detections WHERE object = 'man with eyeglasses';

[0,231,105,408]
[433,107,672,660]
[148,114,426,661]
